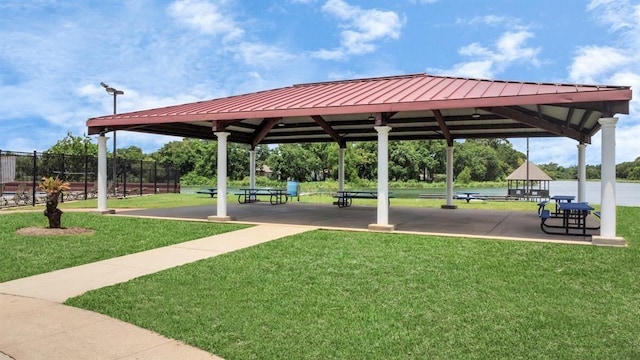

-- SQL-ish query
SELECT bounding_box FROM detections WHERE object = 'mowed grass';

[58,193,219,209]
[67,206,640,359]
[0,212,249,282]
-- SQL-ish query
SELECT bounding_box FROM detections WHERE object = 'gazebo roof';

[506,161,553,181]
[86,73,632,146]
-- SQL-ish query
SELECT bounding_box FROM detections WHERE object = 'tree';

[118,146,145,161]
[151,139,201,176]
[46,132,98,156]
[389,141,420,181]
[267,144,320,181]
[227,143,250,180]
[352,142,377,180]
[39,176,70,228]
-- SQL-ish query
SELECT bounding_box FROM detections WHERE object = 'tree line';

[44,132,640,183]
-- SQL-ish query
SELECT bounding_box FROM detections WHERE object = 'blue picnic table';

[333,190,394,208]
[236,188,289,205]
[539,201,600,236]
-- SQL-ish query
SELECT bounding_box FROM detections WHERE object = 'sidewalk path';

[0,223,317,360]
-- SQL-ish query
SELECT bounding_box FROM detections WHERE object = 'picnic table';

[454,192,483,203]
[539,201,600,236]
[235,188,289,205]
[196,188,218,198]
[549,195,576,216]
[332,190,394,208]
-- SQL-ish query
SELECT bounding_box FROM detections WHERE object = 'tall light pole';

[100,82,124,195]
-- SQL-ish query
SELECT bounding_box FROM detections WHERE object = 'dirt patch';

[15,227,95,236]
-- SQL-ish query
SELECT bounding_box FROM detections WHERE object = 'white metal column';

[593,117,624,245]
[97,134,109,213]
[249,149,256,189]
[442,146,456,209]
[577,143,586,203]
[369,126,393,231]
[338,147,345,191]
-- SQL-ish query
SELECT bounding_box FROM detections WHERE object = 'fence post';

[174,170,179,193]
[83,154,89,200]
[123,159,127,197]
[32,151,37,206]
[166,168,170,193]
[139,159,143,196]
[154,161,157,194]
[60,153,65,203]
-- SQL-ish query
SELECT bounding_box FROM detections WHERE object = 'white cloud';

[587,0,637,32]
[429,30,540,78]
[568,46,631,84]
[313,0,404,59]
[167,0,244,41]
[570,0,640,141]
[464,15,526,29]
[231,42,297,69]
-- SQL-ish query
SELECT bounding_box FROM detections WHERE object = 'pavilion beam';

[311,115,345,147]
[577,109,594,131]
[372,112,397,126]
[433,110,453,146]
[211,120,242,133]
[251,117,281,148]
[564,107,575,127]
[488,106,589,143]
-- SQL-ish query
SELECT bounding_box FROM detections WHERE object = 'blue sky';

[0,0,638,166]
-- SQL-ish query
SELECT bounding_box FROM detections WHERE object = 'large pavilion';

[86,73,632,244]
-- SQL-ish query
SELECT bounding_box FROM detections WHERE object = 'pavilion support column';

[442,145,457,209]
[208,132,235,222]
[592,117,625,246]
[338,146,345,191]
[249,149,256,189]
[577,143,586,203]
[369,126,394,231]
[97,134,114,214]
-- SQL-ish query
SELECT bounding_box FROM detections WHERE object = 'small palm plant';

[39,176,70,228]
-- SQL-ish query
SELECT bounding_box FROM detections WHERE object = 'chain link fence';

[0,150,180,208]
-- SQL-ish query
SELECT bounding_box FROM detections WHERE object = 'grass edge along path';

[0,212,249,282]
[67,206,640,359]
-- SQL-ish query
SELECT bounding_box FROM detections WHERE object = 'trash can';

[287,181,299,201]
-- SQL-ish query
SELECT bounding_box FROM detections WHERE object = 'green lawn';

[66,206,640,359]
[0,212,249,282]
[58,193,219,209]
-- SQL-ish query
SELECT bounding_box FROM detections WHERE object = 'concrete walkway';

[0,223,317,360]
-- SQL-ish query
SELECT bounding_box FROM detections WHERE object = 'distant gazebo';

[506,161,552,201]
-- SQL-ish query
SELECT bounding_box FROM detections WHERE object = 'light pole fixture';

[100,82,124,195]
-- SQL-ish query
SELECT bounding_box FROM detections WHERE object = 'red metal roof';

[87,73,632,145]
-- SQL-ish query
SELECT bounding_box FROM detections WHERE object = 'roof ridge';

[292,73,630,90]
[294,73,427,87]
